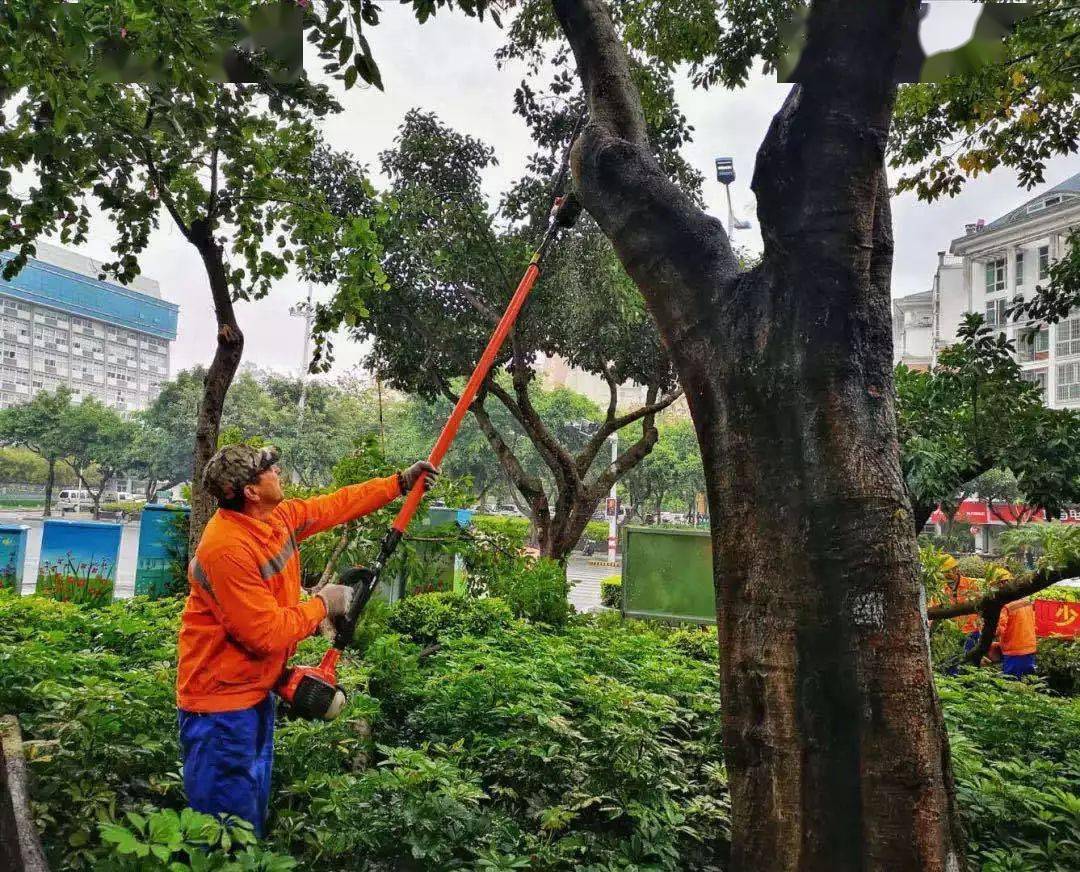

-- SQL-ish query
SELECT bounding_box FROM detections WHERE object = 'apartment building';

[893,170,1080,409]
[0,242,179,413]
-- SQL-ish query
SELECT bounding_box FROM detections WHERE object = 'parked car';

[54,489,91,513]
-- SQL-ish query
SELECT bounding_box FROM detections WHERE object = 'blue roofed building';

[0,242,179,413]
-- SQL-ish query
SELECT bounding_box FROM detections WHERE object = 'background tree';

[0,387,74,515]
[134,368,204,501]
[59,398,138,519]
[896,314,1080,532]
[890,2,1080,334]
[0,0,499,547]
[538,0,962,866]
[314,110,682,558]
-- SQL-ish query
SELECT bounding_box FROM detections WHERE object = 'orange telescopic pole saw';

[279,117,586,720]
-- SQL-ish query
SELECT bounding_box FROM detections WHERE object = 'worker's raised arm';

[193,551,327,657]
[277,476,403,542]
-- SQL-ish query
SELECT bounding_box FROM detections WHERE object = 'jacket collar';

[216,507,285,547]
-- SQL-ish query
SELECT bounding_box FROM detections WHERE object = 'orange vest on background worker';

[993,599,1037,657]
[176,475,401,712]
[943,576,981,636]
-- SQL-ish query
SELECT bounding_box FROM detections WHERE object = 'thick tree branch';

[550,0,737,344]
[577,383,682,475]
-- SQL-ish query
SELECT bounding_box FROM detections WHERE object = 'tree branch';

[549,0,737,341]
[577,384,682,475]
[927,560,1080,622]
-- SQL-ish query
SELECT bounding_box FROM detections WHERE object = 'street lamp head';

[715,157,735,185]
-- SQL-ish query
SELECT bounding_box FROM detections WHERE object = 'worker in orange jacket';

[990,577,1037,680]
[935,556,982,656]
[176,444,437,836]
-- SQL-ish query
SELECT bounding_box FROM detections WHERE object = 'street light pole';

[714,156,751,240]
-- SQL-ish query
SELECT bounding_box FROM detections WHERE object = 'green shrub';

[584,519,609,543]
[600,574,622,608]
[470,514,530,548]
[5,588,1080,872]
[386,592,514,646]
[98,500,145,516]
[486,557,571,626]
[1039,585,1080,603]
[955,555,989,578]
[929,619,967,673]
[1036,637,1080,695]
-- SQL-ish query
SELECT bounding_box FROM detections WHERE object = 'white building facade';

[893,171,1080,409]
[0,242,178,413]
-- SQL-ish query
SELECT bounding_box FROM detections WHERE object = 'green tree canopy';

[313,111,683,558]
[0,386,74,514]
[897,313,1080,532]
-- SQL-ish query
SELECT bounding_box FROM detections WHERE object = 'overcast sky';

[34,1,1080,380]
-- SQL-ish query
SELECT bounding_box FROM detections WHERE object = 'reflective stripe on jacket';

[176,476,401,712]
[994,599,1037,657]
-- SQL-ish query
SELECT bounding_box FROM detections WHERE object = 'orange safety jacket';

[993,599,1037,657]
[931,576,981,636]
[176,476,402,712]
[949,577,981,636]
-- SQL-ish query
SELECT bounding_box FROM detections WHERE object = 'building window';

[985,257,1006,294]
[1059,361,1080,404]
[984,298,1008,327]
[1057,312,1080,358]
[1021,369,1048,402]
[1039,245,1051,281]
[1015,251,1024,287]
[1018,327,1050,362]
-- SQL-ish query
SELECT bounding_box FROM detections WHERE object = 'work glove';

[398,460,440,493]
[317,583,353,620]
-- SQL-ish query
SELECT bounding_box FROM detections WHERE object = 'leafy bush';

[1040,585,1080,603]
[98,500,146,517]
[955,555,989,579]
[386,592,514,646]
[470,514,530,548]
[600,574,622,608]
[485,556,571,626]
[1035,638,1080,695]
[939,671,1080,870]
[5,589,1080,871]
[584,519,609,543]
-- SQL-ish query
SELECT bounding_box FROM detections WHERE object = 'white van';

[55,489,91,512]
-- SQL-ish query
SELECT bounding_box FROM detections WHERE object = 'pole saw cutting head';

[277,563,382,720]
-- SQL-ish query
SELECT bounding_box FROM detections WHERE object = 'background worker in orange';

[936,556,982,657]
[988,568,1037,679]
[176,444,438,836]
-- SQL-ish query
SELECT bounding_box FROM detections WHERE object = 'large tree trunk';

[552,1,963,868]
[42,456,55,518]
[188,221,244,552]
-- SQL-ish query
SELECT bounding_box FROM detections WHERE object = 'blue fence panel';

[36,519,122,607]
[0,525,28,593]
[135,504,190,598]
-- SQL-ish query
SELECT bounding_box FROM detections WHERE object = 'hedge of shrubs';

[2,588,1079,870]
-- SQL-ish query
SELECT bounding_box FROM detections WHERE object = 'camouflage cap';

[202,444,281,501]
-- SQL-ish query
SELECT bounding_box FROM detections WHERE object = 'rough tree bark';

[552,0,963,869]
[187,217,244,552]
[42,457,55,518]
